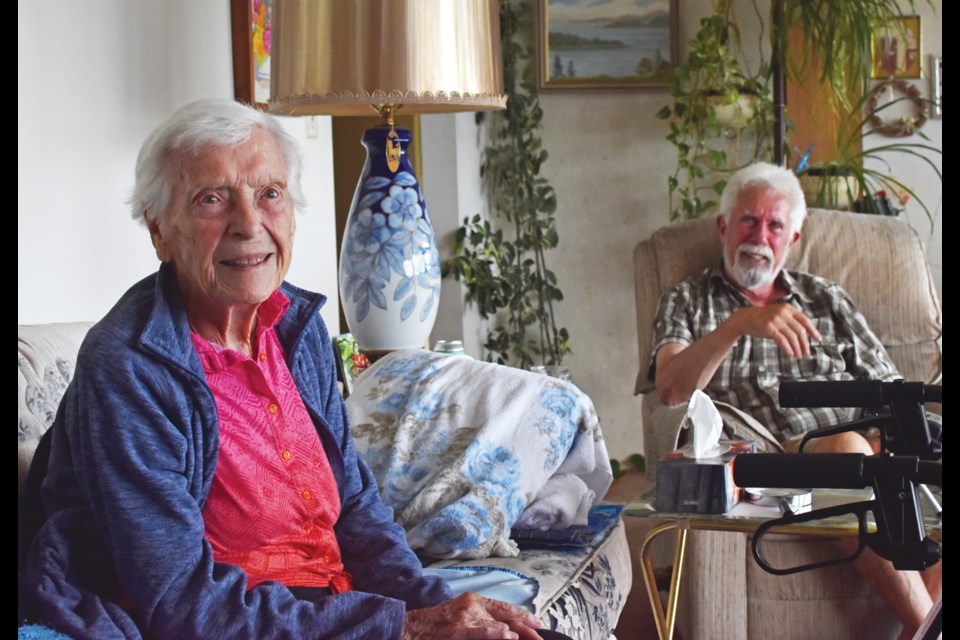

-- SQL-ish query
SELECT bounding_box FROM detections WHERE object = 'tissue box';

[655,440,755,514]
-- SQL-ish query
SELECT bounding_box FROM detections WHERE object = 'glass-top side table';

[624,486,942,640]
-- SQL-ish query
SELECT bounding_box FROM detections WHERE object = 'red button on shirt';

[192,290,351,592]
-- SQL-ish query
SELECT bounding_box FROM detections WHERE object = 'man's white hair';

[718,162,806,235]
[128,99,306,225]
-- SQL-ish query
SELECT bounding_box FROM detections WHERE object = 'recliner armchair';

[632,208,942,639]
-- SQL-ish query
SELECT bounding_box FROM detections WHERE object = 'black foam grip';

[734,453,866,489]
[779,380,884,408]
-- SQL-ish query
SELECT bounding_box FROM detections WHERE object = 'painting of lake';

[541,0,675,88]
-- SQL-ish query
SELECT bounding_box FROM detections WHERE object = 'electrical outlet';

[305,116,319,139]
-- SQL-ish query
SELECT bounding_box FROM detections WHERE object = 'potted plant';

[660,0,933,221]
[443,0,571,370]
[799,84,941,229]
[657,1,774,220]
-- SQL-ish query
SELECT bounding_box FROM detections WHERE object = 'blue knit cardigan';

[22,265,452,639]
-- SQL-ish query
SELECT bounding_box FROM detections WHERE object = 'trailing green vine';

[442,0,570,369]
[657,0,773,220]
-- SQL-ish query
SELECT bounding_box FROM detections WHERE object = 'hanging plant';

[443,0,570,369]
[657,1,774,220]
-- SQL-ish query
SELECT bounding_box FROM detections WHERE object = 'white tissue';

[688,389,725,459]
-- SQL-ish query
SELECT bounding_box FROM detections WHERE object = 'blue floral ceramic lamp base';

[339,123,440,351]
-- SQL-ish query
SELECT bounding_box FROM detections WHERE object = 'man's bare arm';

[655,304,822,406]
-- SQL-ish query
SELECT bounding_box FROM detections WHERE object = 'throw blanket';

[346,350,612,560]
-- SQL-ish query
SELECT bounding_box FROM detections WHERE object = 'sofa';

[18,322,631,639]
[632,208,942,639]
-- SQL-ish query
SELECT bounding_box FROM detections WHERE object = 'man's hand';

[655,303,822,406]
[402,593,542,640]
[730,304,822,358]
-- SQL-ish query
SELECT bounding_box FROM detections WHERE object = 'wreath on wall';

[866,79,928,137]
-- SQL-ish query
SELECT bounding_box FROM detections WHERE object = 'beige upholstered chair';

[632,209,942,639]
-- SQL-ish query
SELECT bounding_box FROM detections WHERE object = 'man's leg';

[849,549,935,640]
[805,432,941,640]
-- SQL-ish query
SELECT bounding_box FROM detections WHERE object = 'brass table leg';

[640,522,688,640]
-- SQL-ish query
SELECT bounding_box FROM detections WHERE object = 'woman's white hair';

[718,162,806,235]
[129,99,305,224]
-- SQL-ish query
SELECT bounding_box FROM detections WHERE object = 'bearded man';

[648,162,939,640]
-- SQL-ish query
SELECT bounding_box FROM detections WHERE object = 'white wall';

[863,0,942,300]
[18,1,339,332]
[420,112,493,356]
[536,88,672,461]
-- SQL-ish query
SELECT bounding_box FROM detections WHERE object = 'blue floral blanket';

[346,350,612,560]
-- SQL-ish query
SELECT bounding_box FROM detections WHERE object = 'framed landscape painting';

[538,0,678,90]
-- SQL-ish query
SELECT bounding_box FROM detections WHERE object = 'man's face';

[147,128,295,318]
[717,186,799,291]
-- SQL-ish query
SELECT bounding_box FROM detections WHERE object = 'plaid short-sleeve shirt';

[649,267,901,442]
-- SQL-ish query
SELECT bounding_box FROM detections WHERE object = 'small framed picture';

[932,55,942,119]
[229,0,272,108]
[537,0,678,90]
[872,16,922,79]
[332,334,371,398]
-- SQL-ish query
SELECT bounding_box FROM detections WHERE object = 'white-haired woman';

[20,100,546,640]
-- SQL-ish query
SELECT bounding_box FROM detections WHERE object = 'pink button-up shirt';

[192,291,351,592]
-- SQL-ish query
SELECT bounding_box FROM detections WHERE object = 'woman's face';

[147,128,295,320]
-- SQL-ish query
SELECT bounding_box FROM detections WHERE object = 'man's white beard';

[725,243,780,290]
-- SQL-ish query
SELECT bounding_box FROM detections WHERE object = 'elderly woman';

[20,100,543,640]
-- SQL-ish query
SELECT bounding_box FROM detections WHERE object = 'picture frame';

[229,0,272,109]
[931,55,942,119]
[537,0,678,90]
[871,15,922,79]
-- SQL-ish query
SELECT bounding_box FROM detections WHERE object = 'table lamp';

[269,0,506,353]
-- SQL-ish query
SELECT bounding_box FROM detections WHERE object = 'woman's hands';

[403,593,542,640]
